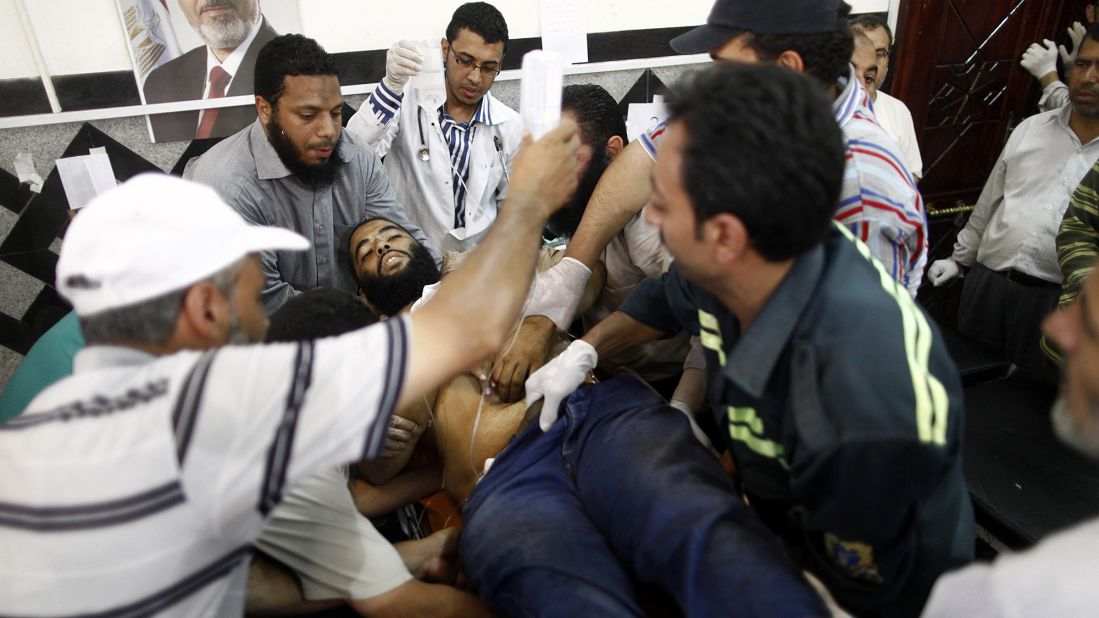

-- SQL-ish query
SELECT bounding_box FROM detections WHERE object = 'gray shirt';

[184,120,434,312]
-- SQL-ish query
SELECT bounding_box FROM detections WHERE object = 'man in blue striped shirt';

[347,3,525,253]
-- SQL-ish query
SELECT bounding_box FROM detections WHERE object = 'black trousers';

[958,263,1060,382]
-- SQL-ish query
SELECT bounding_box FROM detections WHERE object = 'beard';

[1052,396,1099,459]
[194,0,257,49]
[546,146,610,238]
[355,243,441,317]
[1071,83,1099,118]
[268,113,344,188]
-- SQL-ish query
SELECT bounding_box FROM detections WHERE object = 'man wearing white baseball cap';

[0,108,578,616]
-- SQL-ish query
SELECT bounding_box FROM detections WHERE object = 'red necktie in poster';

[195,66,231,139]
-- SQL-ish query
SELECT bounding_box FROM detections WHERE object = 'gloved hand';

[409,282,441,313]
[525,339,597,431]
[927,259,961,287]
[1020,40,1059,80]
[382,40,423,95]
[1060,21,1088,66]
[525,257,591,330]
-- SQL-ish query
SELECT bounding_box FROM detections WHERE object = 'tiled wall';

[0,67,684,389]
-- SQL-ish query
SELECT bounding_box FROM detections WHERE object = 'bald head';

[851,32,879,99]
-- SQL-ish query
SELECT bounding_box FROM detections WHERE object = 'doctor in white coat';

[347,3,524,254]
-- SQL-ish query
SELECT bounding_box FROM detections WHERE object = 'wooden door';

[891,0,1073,209]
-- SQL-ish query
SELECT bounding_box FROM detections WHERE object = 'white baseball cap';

[57,173,310,316]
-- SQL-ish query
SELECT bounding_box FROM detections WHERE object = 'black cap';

[671,0,846,54]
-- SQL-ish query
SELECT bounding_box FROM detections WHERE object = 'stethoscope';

[416,106,510,184]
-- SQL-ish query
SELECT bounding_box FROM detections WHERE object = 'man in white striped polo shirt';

[0,112,578,617]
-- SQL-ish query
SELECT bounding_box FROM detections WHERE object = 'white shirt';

[0,318,407,616]
[584,211,691,380]
[873,91,924,180]
[951,104,1099,282]
[923,516,1099,617]
[347,84,524,253]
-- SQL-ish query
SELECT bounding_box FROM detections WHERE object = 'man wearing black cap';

[523,0,926,337]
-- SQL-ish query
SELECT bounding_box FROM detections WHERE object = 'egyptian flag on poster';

[117,0,182,86]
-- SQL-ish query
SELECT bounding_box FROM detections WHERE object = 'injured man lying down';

[346,217,830,616]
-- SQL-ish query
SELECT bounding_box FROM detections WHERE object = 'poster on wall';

[116,0,301,143]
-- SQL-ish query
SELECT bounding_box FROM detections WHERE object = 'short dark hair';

[1088,22,1099,45]
[561,84,627,151]
[667,63,846,262]
[849,14,893,46]
[746,1,854,88]
[254,34,340,106]
[446,2,509,51]
[266,288,378,342]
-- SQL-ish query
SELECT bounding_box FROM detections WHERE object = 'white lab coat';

[347,88,524,254]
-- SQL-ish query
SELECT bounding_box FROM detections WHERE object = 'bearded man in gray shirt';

[186,34,434,313]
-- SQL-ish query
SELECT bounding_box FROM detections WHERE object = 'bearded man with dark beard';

[186,34,435,314]
[142,0,279,141]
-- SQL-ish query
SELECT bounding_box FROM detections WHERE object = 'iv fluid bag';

[412,39,446,112]
[520,50,563,140]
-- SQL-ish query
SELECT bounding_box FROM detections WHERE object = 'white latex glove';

[525,257,591,330]
[525,339,596,431]
[382,40,423,95]
[1020,40,1059,79]
[927,259,961,287]
[1060,21,1088,66]
[409,282,441,313]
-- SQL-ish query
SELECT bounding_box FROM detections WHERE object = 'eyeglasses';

[447,45,502,78]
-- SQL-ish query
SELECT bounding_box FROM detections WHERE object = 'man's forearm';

[430,196,545,352]
[565,140,655,269]
[1038,72,1061,89]
[400,122,580,412]
[582,310,666,364]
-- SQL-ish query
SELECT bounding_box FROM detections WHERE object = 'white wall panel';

[0,0,40,79]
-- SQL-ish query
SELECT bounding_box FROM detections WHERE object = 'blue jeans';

[459,376,826,617]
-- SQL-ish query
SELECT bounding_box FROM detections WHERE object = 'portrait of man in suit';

[140,0,280,142]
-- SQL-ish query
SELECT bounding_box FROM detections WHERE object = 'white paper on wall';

[55,152,117,210]
[539,0,588,64]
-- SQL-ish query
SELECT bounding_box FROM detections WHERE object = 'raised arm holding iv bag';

[520,50,563,139]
